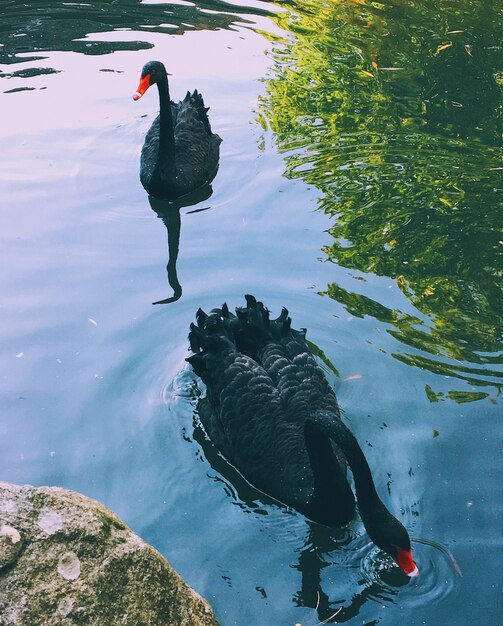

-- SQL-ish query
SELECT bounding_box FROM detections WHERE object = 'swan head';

[133,61,167,101]
[393,544,419,577]
[367,511,419,577]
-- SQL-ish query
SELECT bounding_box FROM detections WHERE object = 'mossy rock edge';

[0,482,219,626]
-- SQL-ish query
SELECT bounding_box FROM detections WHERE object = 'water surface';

[0,0,501,624]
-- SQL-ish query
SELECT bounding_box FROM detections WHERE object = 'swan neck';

[157,76,176,175]
[341,429,383,517]
[310,413,385,520]
[304,416,356,524]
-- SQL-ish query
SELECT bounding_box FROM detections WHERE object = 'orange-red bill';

[395,547,419,577]
[133,74,151,101]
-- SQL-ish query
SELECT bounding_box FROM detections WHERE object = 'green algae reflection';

[260,0,502,397]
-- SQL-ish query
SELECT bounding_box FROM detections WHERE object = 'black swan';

[133,60,221,200]
[187,295,418,577]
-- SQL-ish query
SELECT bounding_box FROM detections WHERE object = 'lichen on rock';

[0,482,219,626]
[37,509,64,536]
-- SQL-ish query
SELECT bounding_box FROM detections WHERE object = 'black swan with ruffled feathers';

[133,61,221,199]
[187,295,418,577]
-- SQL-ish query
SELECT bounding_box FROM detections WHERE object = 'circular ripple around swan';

[160,367,200,405]
[360,538,462,609]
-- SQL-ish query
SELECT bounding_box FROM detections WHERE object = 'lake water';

[0,0,501,624]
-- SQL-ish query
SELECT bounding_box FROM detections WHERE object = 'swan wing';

[173,91,220,190]
[188,311,309,500]
[234,296,340,420]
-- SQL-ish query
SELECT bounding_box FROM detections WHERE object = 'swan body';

[133,61,221,199]
[188,295,418,576]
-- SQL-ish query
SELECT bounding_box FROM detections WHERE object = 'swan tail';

[189,295,299,365]
[188,297,337,419]
[233,295,308,360]
[181,89,213,135]
[187,304,239,377]
[233,295,274,356]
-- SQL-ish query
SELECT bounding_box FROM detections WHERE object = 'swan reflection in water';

[293,522,411,624]
[148,184,213,305]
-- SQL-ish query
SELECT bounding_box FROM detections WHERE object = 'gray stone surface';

[0,482,219,626]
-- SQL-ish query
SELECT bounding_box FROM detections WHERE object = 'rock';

[0,482,219,626]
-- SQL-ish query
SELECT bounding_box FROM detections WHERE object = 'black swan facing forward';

[133,61,221,200]
[187,296,418,577]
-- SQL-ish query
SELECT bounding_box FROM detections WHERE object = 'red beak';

[395,547,419,577]
[133,74,151,101]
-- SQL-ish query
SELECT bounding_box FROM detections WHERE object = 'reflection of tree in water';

[259,0,502,394]
[0,0,270,65]
[149,184,213,305]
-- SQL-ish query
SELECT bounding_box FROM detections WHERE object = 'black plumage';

[133,61,221,200]
[187,295,418,576]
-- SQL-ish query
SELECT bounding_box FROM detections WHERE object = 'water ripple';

[360,538,462,609]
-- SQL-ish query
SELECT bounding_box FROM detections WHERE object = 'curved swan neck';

[306,413,387,521]
[157,76,176,178]
[304,415,356,525]
[308,412,415,573]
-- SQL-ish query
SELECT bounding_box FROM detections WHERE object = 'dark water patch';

[0,0,271,65]
[0,67,61,79]
[4,86,37,93]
